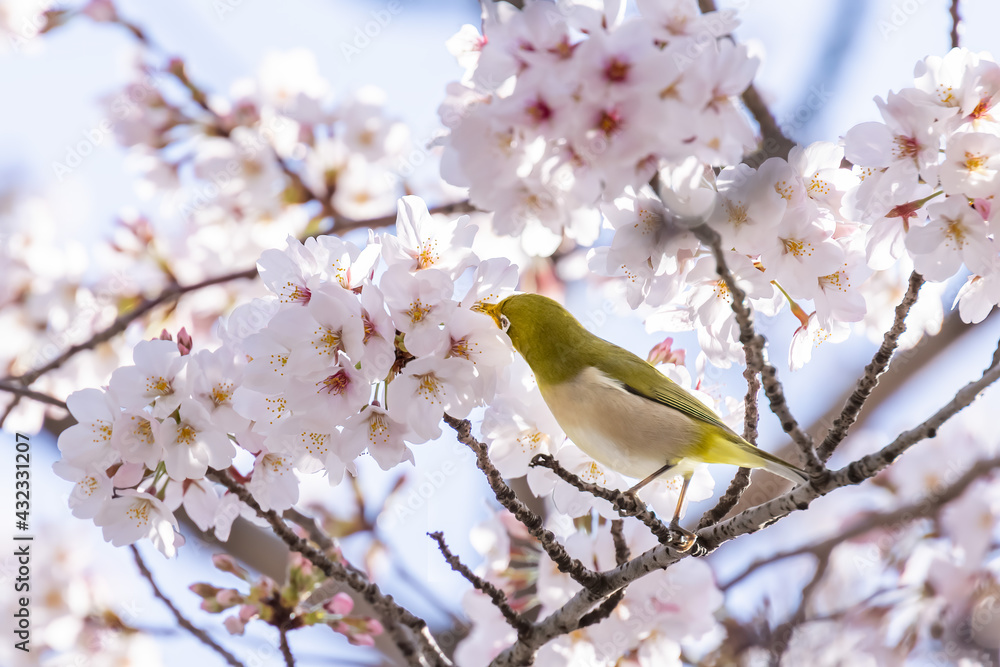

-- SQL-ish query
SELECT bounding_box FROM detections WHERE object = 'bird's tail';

[709,434,809,485]
[748,445,809,485]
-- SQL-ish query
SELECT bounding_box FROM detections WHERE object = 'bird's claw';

[668,520,697,553]
[614,491,643,517]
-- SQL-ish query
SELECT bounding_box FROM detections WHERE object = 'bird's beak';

[472,301,503,329]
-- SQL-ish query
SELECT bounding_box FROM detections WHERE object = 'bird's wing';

[594,342,739,438]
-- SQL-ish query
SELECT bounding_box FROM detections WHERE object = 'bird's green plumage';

[493,293,808,483]
[497,293,734,434]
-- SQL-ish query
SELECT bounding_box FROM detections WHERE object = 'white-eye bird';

[482,293,807,546]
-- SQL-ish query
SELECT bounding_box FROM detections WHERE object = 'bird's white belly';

[539,366,700,480]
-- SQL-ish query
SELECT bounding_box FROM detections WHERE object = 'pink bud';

[217,589,243,606]
[224,615,246,635]
[238,604,258,622]
[366,619,384,636]
[189,583,219,598]
[212,554,250,581]
[349,633,375,647]
[176,327,193,355]
[81,0,117,22]
[324,592,354,616]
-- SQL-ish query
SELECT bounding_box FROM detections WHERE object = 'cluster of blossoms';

[439,0,754,244]
[54,191,716,560]
[601,46,1000,370]
[55,196,519,556]
[0,40,419,432]
[439,1,999,370]
[591,42,1000,369]
[191,552,384,646]
[845,47,1000,323]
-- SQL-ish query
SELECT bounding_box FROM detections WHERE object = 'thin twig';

[130,545,245,667]
[576,590,626,630]
[697,304,763,528]
[5,268,258,387]
[279,627,295,667]
[283,507,337,551]
[697,467,751,530]
[576,519,631,630]
[528,454,674,546]
[444,415,603,591]
[428,531,532,637]
[207,470,451,667]
[610,520,630,565]
[817,272,924,463]
[693,224,824,477]
[741,84,797,163]
[769,552,831,663]
[0,382,68,409]
[950,0,961,49]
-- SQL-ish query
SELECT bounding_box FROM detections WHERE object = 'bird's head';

[474,294,590,384]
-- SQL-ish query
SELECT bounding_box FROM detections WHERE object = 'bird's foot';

[614,491,643,517]
[668,519,697,553]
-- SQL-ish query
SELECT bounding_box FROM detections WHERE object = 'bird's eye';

[499,314,511,332]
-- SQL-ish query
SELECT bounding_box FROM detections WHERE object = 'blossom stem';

[772,280,810,328]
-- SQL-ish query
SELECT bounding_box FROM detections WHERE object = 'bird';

[480,293,808,550]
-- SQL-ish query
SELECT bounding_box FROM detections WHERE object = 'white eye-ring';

[499,314,511,332]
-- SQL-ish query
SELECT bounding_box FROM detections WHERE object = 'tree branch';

[817,272,924,462]
[428,531,531,637]
[279,626,295,667]
[950,0,962,49]
[206,470,451,667]
[131,545,245,667]
[528,454,674,545]
[0,382,69,409]
[693,224,823,476]
[4,268,258,388]
[723,452,1000,591]
[577,520,631,630]
[444,415,602,591]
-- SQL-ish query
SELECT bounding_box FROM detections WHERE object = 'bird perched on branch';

[480,293,808,550]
